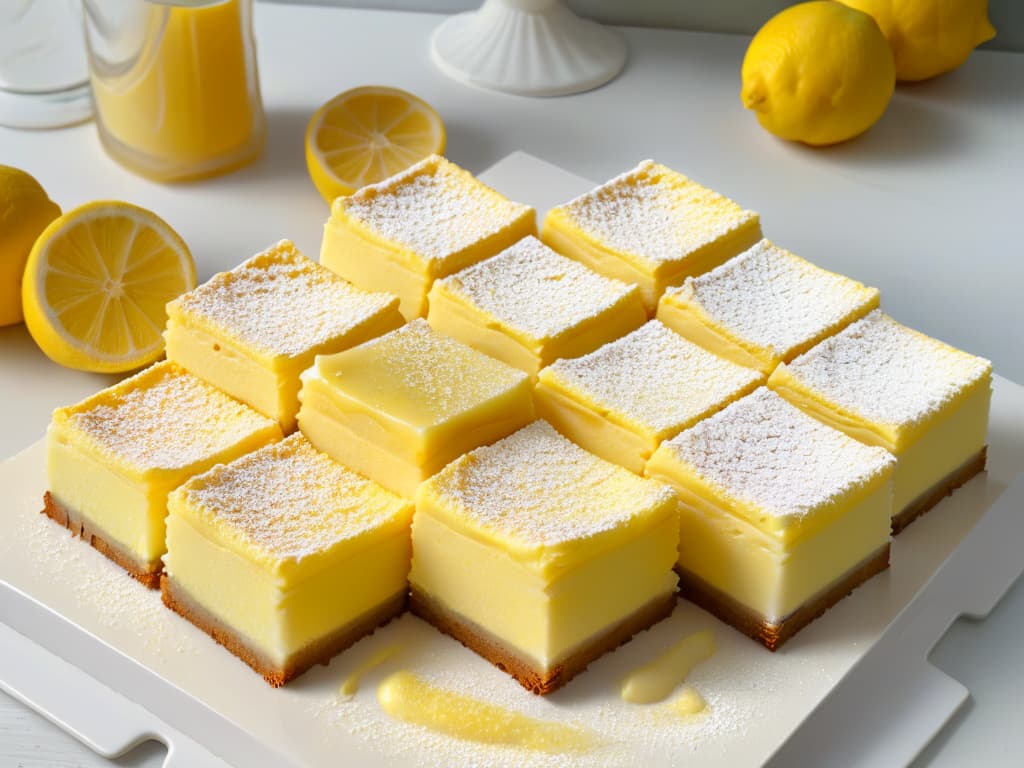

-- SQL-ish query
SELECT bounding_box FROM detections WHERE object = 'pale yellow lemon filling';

[542,210,761,315]
[770,373,990,515]
[164,513,410,666]
[409,510,678,669]
[668,478,891,622]
[534,379,656,474]
[48,427,168,565]
[656,296,777,372]
[426,280,645,376]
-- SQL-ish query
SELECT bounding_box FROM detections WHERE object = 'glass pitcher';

[83,0,265,182]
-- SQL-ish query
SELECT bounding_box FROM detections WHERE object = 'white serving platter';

[2,154,1023,768]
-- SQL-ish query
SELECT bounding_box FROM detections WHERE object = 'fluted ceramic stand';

[431,0,627,97]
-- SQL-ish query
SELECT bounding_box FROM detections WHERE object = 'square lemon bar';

[165,240,403,432]
[426,235,646,376]
[646,388,895,650]
[769,310,992,534]
[536,320,765,473]
[44,362,281,587]
[162,434,413,687]
[541,160,761,313]
[411,420,679,694]
[657,239,880,374]
[320,154,536,320]
[297,319,534,498]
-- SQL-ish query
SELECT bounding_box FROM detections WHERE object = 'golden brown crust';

[41,492,162,589]
[677,544,891,652]
[892,447,987,535]
[410,589,676,696]
[161,575,406,688]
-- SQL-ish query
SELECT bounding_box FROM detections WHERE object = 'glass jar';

[0,0,92,129]
[83,0,265,182]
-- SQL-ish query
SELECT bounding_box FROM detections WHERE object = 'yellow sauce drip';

[620,629,716,704]
[377,671,594,753]
[668,686,707,717]
[340,646,401,698]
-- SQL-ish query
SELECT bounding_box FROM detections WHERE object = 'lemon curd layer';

[165,239,402,432]
[412,421,678,671]
[541,160,761,313]
[320,154,536,319]
[47,361,281,573]
[769,310,992,519]
[164,434,412,674]
[657,239,880,374]
[427,236,646,376]
[645,388,894,625]
[297,319,534,498]
[536,320,764,473]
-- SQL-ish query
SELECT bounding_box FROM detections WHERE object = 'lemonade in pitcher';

[84,0,265,181]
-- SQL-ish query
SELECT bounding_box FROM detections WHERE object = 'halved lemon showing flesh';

[22,200,196,373]
[305,86,446,203]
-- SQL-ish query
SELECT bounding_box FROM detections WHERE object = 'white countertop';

[1,4,1022,766]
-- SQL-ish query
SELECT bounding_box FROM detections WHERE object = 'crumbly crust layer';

[409,588,676,695]
[41,492,162,589]
[892,447,987,535]
[161,575,406,687]
[676,544,891,651]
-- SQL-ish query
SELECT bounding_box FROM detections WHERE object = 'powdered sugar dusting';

[780,310,992,429]
[174,434,409,562]
[168,240,398,359]
[436,236,638,343]
[665,240,879,360]
[57,362,278,474]
[661,388,894,519]
[543,320,764,435]
[340,155,532,268]
[558,160,758,269]
[427,421,675,547]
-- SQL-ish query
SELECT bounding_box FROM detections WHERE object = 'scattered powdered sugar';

[660,388,894,519]
[427,421,676,547]
[780,310,992,429]
[168,240,398,359]
[665,240,879,360]
[176,434,408,562]
[340,155,532,269]
[319,319,528,427]
[558,160,758,269]
[58,362,277,474]
[436,236,638,343]
[543,320,764,435]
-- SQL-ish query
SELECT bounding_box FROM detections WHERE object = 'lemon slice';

[22,201,196,373]
[305,86,446,203]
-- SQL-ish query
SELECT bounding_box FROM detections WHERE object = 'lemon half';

[22,201,196,373]
[305,86,446,204]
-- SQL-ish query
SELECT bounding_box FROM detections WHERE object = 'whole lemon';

[838,0,995,81]
[741,1,896,146]
[0,166,61,327]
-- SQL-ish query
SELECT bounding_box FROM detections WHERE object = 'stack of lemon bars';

[43,155,992,691]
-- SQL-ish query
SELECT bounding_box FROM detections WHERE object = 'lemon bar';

[657,239,880,373]
[162,434,413,687]
[769,310,991,534]
[165,240,402,432]
[44,362,281,587]
[645,388,895,650]
[541,160,761,313]
[411,421,679,694]
[297,319,534,498]
[426,236,646,376]
[536,320,765,473]
[320,155,536,320]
